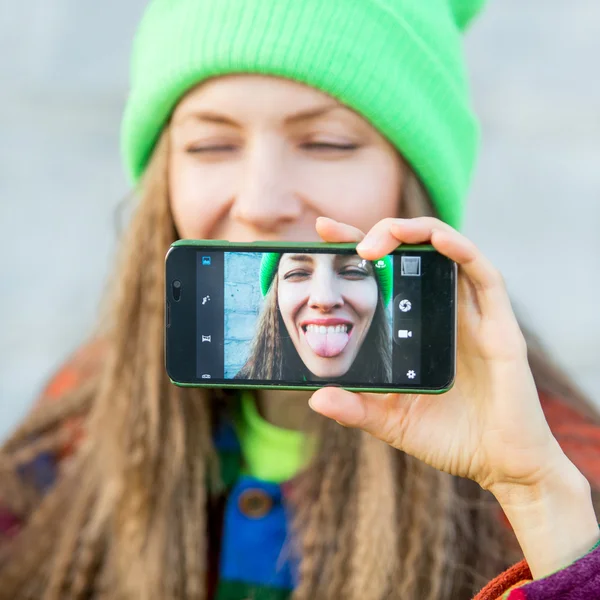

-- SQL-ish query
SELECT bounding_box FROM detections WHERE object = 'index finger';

[315,216,365,243]
[356,217,455,258]
[358,217,516,324]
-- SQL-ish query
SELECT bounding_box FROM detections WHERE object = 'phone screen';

[166,243,456,392]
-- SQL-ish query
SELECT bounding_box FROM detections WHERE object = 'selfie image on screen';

[223,252,394,384]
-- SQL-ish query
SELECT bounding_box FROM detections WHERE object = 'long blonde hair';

[0,127,597,600]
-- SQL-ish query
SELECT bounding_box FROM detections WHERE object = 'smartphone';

[165,241,456,394]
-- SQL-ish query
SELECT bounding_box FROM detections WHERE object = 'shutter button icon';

[399,299,412,312]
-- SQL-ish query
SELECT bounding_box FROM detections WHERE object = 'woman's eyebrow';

[285,103,344,124]
[335,254,368,266]
[175,111,242,128]
[175,104,345,128]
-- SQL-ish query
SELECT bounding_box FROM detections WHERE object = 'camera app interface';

[196,251,422,386]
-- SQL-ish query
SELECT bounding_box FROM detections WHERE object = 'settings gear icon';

[406,370,416,379]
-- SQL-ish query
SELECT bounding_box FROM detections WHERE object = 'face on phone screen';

[166,244,456,391]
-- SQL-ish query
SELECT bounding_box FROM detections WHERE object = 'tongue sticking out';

[304,328,350,358]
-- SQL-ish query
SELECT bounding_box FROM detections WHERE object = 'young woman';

[2,1,600,599]
[235,252,392,383]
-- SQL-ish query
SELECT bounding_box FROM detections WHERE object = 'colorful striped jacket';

[2,345,600,599]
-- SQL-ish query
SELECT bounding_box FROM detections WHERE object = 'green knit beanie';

[121,0,486,229]
[259,252,393,306]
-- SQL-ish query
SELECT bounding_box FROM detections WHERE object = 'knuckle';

[381,394,408,448]
[489,267,506,290]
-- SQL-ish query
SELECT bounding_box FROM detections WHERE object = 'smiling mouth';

[300,323,353,358]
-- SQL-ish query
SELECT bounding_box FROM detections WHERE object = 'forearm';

[491,455,600,579]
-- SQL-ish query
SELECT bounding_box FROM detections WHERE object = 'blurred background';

[1,0,599,441]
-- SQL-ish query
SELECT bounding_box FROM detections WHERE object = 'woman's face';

[277,253,378,378]
[169,75,403,240]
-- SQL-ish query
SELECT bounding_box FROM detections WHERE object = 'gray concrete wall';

[224,253,264,377]
[1,0,599,441]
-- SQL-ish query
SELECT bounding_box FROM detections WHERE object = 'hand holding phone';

[309,218,567,510]
[165,239,456,393]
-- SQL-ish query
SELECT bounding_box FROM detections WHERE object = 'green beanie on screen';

[259,252,393,306]
[121,0,487,229]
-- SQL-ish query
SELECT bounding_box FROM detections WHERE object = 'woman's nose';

[308,272,343,311]
[230,141,302,233]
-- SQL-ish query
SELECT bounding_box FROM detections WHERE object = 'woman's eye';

[340,268,368,279]
[284,270,311,281]
[186,145,238,154]
[300,142,359,152]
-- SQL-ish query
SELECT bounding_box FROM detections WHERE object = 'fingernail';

[309,392,331,413]
[308,396,329,415]
[357,237,375,251]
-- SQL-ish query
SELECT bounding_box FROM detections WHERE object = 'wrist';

[491,457,599,579]
[489,451,587,509]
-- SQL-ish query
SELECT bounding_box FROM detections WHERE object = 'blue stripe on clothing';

[219,475,298,590]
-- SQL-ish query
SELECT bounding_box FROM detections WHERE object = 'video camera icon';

[398,329,413,338]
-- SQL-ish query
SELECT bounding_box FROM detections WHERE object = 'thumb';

[309,387,413,448]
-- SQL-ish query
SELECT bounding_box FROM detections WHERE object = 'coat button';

[238,488,273,519]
